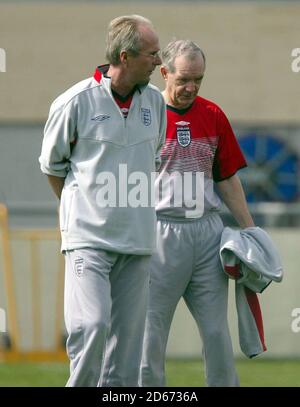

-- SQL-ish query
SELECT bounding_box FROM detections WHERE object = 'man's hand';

[47,175,65,200]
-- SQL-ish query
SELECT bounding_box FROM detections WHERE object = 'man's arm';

[39,99,76,198]
[155,93,167,170]
[47,175,65,200]
[217,174,255,229]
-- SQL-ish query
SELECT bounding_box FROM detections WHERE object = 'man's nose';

[154,54,162,65]
[185,82,197,92]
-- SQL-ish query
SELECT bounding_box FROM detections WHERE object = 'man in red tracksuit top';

[140,39,255,387]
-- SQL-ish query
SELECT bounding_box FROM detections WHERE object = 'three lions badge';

[176,121,191,147]
[141,108,151,126]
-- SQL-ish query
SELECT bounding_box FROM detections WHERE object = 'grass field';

[0,359,299,387]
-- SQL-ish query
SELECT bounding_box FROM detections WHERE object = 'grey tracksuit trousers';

[64,248,150,387]
[140,214,239,387]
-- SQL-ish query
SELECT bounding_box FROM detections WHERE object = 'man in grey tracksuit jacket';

[39,15,166,387]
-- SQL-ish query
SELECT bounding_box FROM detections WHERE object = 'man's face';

[127,26,162,86]
[162,54,205,109]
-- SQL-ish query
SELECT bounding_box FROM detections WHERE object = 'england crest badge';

[141,108,151,126]
[74,257,84,277]
[176,121,191,147]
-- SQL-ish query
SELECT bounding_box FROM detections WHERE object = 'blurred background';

[0,0,300,386]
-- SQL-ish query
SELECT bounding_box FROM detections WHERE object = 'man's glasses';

[135,51,161,59]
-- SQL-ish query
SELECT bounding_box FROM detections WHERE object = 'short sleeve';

[212,108,247,182]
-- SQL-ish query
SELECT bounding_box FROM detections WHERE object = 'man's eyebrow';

[177,74,204,80]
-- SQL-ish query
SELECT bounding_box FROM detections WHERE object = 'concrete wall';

[0,1,300,123]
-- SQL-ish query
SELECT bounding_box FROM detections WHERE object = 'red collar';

[93,65,110,83]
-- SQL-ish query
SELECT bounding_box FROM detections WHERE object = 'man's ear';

[160,66,168,80]
[120,50,129,65]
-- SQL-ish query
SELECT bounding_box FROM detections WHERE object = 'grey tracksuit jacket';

[39,67,166,254]
[220,226,283,358]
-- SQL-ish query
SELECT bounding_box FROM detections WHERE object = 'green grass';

[0,359,299,387]
[0,361,68,387]
[166,358,300,387]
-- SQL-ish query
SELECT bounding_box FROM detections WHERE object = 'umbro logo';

[175,121,190,126]
[91,114,111,122]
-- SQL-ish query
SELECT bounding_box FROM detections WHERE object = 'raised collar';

[93,64,109,83]
[93,65,145,94]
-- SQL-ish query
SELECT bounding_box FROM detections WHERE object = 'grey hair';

[106,15,154,65]
[162,39,206,72]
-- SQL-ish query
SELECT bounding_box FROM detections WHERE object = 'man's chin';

[137,79,150,87]
[177,101,193,109]
[178,97,195,108]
